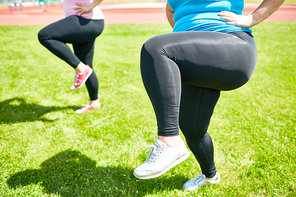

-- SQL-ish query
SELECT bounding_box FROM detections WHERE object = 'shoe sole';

[184,181,220,191]
[183,172,221,191]
[75,104,101,114]
[133,151,190,179]
[71,69,93,90]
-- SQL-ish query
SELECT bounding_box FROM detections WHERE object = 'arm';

[74,0,103,16]
[166,3,175,28]
[219,0,285,28]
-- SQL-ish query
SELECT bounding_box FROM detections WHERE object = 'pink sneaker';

[75,103,101,114]
[71,65,93,90]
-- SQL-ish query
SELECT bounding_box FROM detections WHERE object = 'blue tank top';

[167,0,252,33]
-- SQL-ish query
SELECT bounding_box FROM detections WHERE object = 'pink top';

[63,0,104,20]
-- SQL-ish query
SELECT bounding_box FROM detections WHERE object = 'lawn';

[0,22,295,196]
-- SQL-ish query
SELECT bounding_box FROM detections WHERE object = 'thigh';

[39,16,104,44]
[148,31,257,90]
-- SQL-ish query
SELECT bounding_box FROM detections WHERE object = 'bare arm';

[166,3,175,28]
[74,0,103,16]
[219,0,285,28]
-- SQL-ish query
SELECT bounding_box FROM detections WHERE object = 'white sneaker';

[183,172,220,191]
[133,138,190,179]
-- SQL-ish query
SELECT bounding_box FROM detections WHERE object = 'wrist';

[249,14,258,28]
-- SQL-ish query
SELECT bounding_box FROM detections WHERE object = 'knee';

[37,28,50,45]
[141,35,167,58]
[37,29,45,44]
[141,38,155,59]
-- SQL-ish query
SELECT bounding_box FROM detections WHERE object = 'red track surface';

[0,3,295,25]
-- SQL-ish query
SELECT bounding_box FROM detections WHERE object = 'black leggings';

[140,31,257,177]
[38,15,104,101]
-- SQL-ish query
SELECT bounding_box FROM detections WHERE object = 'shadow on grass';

[0,97,80,124]
[7,149,188,196]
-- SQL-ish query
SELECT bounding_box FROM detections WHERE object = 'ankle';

[89,100,101,107]
[75,62,86,75]
[206,172,218,180]
[158,135,181,147]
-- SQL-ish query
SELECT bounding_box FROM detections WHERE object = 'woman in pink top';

[38,0,104,113]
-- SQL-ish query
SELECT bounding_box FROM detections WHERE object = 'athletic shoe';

[71,65,93,90]
[133,138,190,179]
[75,103,101,114]
[183,172,220,191]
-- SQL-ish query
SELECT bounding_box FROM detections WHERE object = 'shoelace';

[74,73,79,84]
[194,174,205,186]
[144,145,164,164]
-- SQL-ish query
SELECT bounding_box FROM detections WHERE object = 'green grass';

[0,22,295,196]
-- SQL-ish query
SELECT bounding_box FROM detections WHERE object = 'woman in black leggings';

[38,0,104,113]
[133,0,284,191]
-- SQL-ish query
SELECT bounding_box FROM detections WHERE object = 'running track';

[0,3,295,25]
